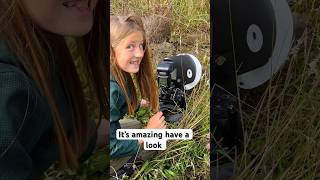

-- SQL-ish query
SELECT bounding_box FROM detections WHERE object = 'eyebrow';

[127,40,144,44]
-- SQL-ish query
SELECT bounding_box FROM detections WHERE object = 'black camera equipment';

[212,0,293,178]
[157,53,202,123]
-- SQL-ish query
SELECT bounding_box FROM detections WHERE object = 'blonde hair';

[0,1,108,169]
[110,15,159,114]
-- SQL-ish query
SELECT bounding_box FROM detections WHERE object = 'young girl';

[0,0,108,179]
[109,15,166,162]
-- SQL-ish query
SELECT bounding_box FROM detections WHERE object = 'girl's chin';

[124,67,140,74]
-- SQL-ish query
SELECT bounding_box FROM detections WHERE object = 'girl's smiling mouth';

[130,60,140,65]
[61,0,94,16]
[76,6,92,16]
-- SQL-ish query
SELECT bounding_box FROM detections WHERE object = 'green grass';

[43,148,108,180]
[231,0,320,179]
[128,71,210,179]
[111,0,210,35]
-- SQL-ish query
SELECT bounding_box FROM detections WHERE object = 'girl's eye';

[126,44,135,50]
[62,1,77,7]
[139,44,145,51]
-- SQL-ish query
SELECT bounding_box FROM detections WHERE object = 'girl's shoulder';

[110,73,125,93]
[109,74,128,109]
[110,76,124,101]
[110,73,119,84]
[110,73,133,102]
[110,74,120,89]
[0,40,26,76]
[0,40,21,64]
[0,39,51,133]
[0,40,33,92]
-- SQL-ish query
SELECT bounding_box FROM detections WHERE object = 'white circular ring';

[187,69,193,78]
[246,24,263,53]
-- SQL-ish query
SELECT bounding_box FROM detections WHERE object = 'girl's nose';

[134,47,144,58]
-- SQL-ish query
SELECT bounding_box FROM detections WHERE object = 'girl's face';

[113,31,145,74]
[21,0,98,36]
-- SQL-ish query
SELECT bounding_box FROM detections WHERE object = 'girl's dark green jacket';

[109,75,139,159]
[0,40,96,180]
